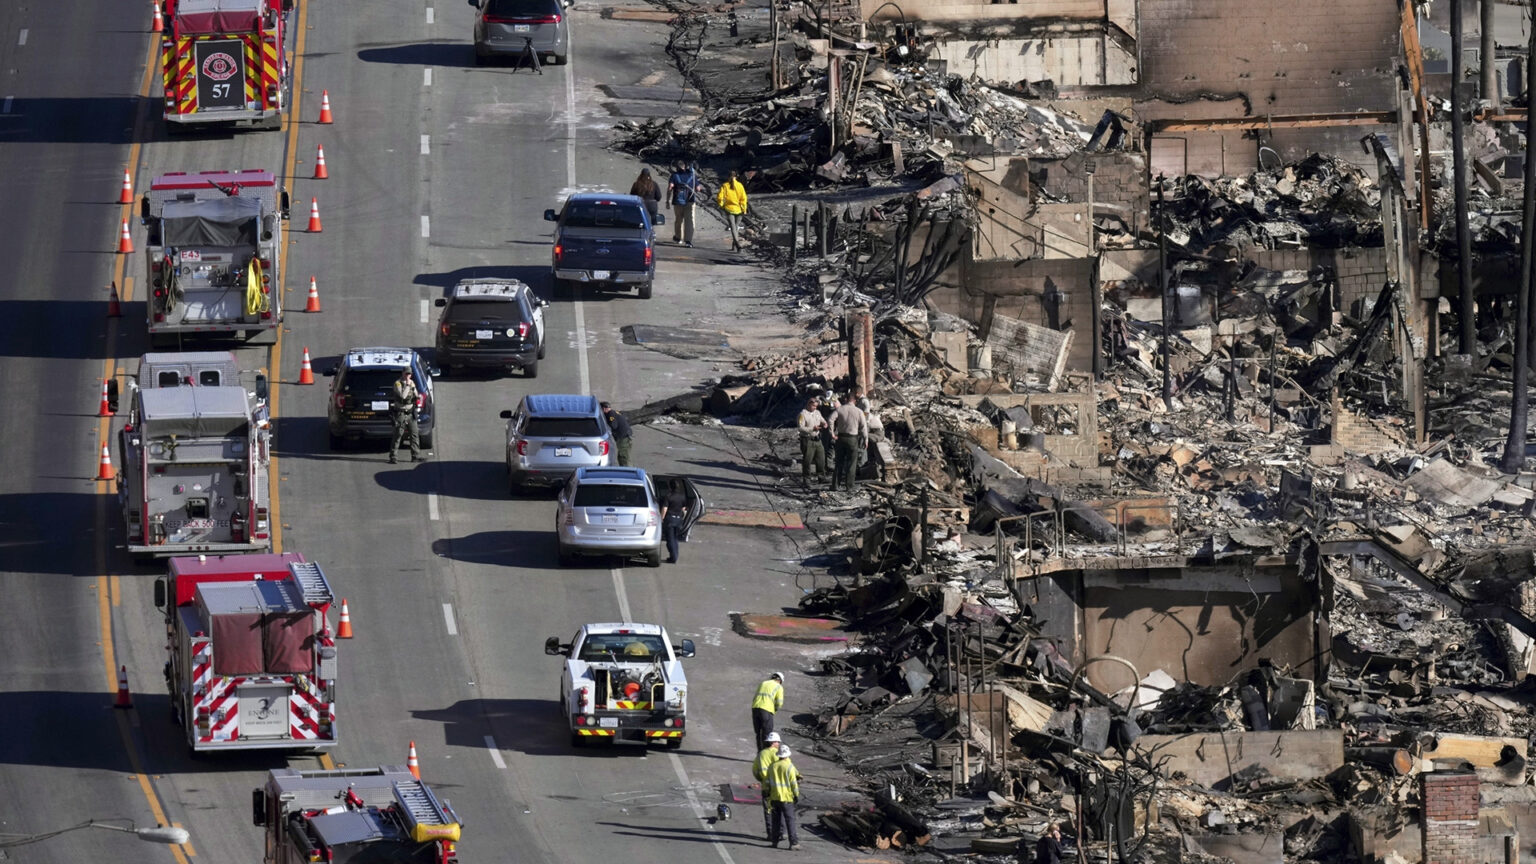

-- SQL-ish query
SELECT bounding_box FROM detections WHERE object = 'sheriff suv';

[325,347,439,450]
[434,278,548,378]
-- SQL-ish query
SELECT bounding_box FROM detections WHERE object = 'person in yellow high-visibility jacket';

[751,671,784,748]
[751,731,782,840]
[765,745,802,850]
[715,169,748,252]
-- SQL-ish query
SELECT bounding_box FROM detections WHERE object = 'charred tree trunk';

[1452,0,1477,354]
[1501,20,1536,473]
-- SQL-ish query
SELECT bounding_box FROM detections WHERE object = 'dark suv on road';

[434,278,548,378]
[325,347,439,450]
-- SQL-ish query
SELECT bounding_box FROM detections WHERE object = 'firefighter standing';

[766,745,802,850]
[389,368,421,464]
[752,731,782,839]
[751,671,784,748]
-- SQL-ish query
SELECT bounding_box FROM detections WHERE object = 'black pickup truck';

[545,193,663,299]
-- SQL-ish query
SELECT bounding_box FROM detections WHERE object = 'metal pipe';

[790,204,798,263]
[1156,177,1173,410]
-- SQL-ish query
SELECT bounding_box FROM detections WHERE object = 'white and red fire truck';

[116,352,272,558]
[254,766,462,864]
[161,0,292,130]
[155,553,339,753]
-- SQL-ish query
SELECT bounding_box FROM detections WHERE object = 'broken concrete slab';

[1404,458,1503,509]
[1134,731,1345,788]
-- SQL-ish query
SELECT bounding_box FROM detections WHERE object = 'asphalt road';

[0,0,871,861]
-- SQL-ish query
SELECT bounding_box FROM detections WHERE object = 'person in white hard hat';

[751,671,785,748]
[766,744,802,850]
[752,731,783,839]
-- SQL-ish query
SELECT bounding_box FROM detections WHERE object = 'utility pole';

[1500,19,1536,473]
[770,0,780,89]
[1156,177,1174,411]
[1452,0,1476,355]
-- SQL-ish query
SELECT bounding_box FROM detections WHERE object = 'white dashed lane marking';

[442,603,457,635]
[485,736,506,769]
[421,215,430,238]
[427,492,440,520]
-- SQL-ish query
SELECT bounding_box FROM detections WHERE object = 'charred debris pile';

[609,2,1536,860]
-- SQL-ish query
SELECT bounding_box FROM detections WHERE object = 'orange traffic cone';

[298,347,315,385]
[97,441,115,481]
[114,665,133,709]
[337,598,354,638]
[314,144,329,179]
[306,198,323,233]
[305,276,322,312]
[117,219,134,253]
[318,90,334,124]
[98,379,114,417]
[119,169,134,204]
[151,1,163,33]
[408,741,421,779]
[107,281,123,317]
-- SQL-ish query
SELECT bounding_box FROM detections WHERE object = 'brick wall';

[1421,771,1480,864]
[1331,393,1407,454]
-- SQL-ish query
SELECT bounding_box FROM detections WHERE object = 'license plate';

[475,329,493,339]
[599,717,618,728]
[592,270,610,281]
[514,23,530,31]
[602,515,618,524]
[371,401,389,411]
[555,447,572,457]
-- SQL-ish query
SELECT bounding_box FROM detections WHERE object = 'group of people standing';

[749,672,801,850]
[797,390,875,491]
[628,163,749,251]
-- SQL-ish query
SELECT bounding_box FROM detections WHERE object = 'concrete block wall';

[1137,0,1398,115]
[1250,247,1388,316]
[1032,152,1149,232]
[1421,772,1480,864]
[1135,0,1400,177]
[939,257,1097,372]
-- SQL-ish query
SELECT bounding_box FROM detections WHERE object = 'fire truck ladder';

[393,780,455,829]
[287,561,335,607]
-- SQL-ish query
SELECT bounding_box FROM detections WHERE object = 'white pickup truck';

[545,622,695,748]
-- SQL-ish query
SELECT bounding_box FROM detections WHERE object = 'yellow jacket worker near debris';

[716,169,748,252]
[751,731,782,838]
[751,671,784,748]
[766,746,802,850]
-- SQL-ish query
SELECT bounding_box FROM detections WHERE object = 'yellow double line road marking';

[93,1,328,859]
